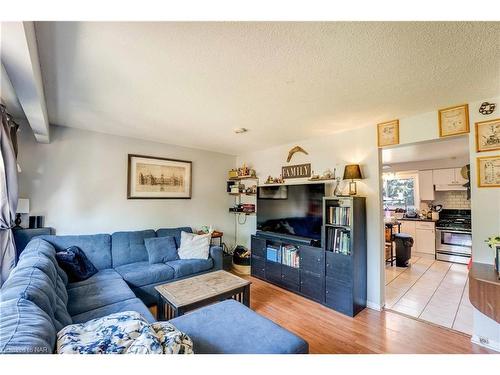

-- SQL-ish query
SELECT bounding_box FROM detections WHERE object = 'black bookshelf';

[323,196,367,316]
[250,196,367,317]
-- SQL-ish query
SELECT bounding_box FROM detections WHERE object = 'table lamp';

[15,198,30,228]
[343,164,362,195]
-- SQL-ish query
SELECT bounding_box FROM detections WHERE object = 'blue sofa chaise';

[0,227,308,354]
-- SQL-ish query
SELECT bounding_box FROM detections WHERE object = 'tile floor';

[385,255,473,335]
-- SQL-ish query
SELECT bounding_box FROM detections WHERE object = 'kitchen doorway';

[381,136,474,335]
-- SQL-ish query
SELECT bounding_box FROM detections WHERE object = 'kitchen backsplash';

[432,190,471,209]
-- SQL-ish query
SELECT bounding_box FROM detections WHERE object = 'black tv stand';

[255,231,320,247]
[250,196,367,317]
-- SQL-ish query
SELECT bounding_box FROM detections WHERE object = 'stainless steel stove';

[435,209,471,264]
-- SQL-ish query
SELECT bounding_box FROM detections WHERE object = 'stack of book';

[326,227,351,255]
[328,206,351,226]
[266,244,281,262]
[281,245,300,268]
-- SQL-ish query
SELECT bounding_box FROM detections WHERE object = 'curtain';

[0,104,19,286]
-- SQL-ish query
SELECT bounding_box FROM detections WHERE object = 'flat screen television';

[257,183,324,241]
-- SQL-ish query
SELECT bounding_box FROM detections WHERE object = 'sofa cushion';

[145,236,178,264]
[165,259,213,278]
[1,264,72,332]
[115,261,175,288]
[169,300,309,354]
[66,269,123,290]
[177,231,211,260]
[0,298,56,354]
[71,297,156,324]
[156,227,192,248]
[111,230,156,267]
[37,234,112,270]
[67,277,135,316]
[55,246,98,282]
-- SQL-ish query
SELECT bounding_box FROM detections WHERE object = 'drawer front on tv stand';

[251,255,266,279]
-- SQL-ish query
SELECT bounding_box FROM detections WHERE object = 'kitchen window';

[383,172,419,210]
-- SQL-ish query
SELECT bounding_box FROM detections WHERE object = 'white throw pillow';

[177,231,211,260]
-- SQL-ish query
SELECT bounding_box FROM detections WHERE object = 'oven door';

[435,229,472,256]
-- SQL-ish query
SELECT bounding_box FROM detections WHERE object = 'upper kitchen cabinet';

[453,167,468,185]
[433,168,467,191]
[418,170,434,201]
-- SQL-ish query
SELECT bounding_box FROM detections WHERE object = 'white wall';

[17,125,237,245]
[237,126,384,309]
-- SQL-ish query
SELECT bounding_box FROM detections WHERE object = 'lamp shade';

[17,198,30,214]
[343,164,362,180]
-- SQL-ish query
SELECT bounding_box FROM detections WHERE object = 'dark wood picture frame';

[127,154,192,199]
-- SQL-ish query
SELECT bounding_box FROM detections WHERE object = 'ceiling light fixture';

[234,128,248,134]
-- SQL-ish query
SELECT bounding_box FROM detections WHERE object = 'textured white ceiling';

[34,22,500,155]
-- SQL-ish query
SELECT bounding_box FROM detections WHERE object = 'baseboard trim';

[366,301,382,311]
[471,335,500,352]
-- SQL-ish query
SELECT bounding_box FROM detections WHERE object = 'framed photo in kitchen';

[438,104,470,137]
[476,155,500,188]
[377,119,399,147]
[127,154,192,199]
[475,118,500,153]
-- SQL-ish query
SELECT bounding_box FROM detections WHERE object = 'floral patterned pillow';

[57,311,193,354]
[151,321,193,354]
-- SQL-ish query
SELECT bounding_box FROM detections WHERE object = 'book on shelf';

[328,206,351,226]
[326,226,351,255]
[281,244,300,268]
[266,244,281,262]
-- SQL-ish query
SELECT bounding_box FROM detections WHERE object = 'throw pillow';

[177,231,211,260]
[145,236,178,264]
[55,246,98,283]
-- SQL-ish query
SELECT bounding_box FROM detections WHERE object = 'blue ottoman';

[169,299,308,354]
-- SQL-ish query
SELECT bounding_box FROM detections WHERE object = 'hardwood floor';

[245,275,492,354]
[151,274,493,354]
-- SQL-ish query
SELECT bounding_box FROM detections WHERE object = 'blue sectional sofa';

[0,227,308,354]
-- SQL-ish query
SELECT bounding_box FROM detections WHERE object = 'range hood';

[434,184,467,191]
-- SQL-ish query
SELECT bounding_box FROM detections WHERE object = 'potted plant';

[485,235,500,277]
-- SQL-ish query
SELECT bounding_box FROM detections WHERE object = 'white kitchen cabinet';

[454,167,468,185]
[433,168,468,190]
[399,220,416,246]
[418,170,435,201]
[398,220,436,255]
[432,168,456,185]
[415,222,435,255]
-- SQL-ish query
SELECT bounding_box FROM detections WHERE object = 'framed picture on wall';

[475,118,500,153]
[438,104,470,137]
[477,155,500,188]
[127,154,192,199]
[377,120,399,147]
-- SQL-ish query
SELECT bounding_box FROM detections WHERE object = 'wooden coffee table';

[155,270,251,320]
